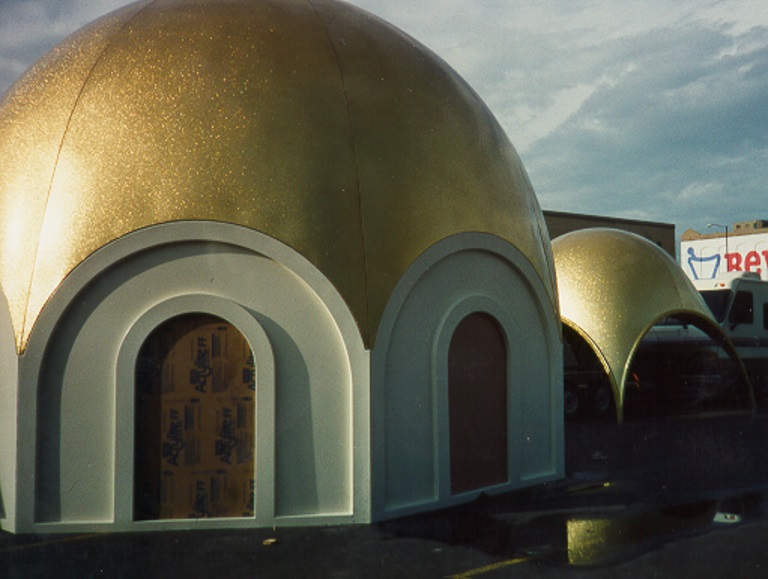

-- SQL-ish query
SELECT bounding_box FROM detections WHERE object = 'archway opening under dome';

[134,313,256,521]
[562,325,614,421]
[624,315,753,420]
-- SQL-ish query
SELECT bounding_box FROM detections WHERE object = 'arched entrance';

[372,233,562,520]
[22,223,366,532]
[134,313,256,520]
[449,312,508,494]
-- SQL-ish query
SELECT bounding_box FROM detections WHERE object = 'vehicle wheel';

[564,387,579,418]
[593,384,613,415]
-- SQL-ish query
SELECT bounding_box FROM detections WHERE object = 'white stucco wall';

[0,290,17,531]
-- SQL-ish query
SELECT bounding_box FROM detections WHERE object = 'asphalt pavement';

[3,411,768,577]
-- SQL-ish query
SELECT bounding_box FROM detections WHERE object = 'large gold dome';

[0,0,554,352]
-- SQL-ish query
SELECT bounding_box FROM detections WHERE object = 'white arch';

[115,295,276,529]
[370,232,563,521]
[15,222,369,533]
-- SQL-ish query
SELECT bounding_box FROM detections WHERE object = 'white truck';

[693,271,768,406]
[621,271,762,417]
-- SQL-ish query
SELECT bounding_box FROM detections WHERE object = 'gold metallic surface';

[0,0,555,353]
[0,1,151,351]
[552,228,719,420]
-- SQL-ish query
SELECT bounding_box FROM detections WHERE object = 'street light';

[707,223,730,271]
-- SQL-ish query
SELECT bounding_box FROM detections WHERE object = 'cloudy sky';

[2,0,768,246]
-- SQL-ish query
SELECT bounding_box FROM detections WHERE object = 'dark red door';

[449,312,508,494]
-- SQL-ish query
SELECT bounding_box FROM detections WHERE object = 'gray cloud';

[0,0,118,94]
[524,19,768,235]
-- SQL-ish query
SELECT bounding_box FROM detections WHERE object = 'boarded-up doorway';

[134,314,256,520]
[449,312,508,494]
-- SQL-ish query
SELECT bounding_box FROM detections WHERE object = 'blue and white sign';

[681,233,768,281]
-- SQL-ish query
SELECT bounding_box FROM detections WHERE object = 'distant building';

[544,211,676,257]
[681,220,768,281]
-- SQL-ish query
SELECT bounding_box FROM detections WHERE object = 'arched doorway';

[134,313,256,520]
[23,224,364,532]
[448,312,508,494]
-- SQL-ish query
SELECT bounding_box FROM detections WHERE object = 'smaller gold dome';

[552,228,718,416]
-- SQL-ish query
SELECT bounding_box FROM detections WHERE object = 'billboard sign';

[681,232,768,281]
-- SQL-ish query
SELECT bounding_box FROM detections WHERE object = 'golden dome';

[0,0,554,352]
[552,228,718,416]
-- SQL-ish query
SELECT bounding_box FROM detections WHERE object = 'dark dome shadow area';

[624,315,753,421]
[563,325,615,421]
